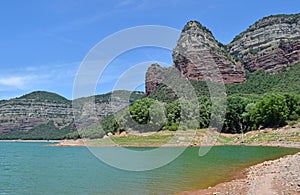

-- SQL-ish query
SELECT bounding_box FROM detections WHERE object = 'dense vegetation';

[226,63,300,95]
[96,93,299,135]
[94,62,300,136]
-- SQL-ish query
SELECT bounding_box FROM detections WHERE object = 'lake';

[0,142,299,195]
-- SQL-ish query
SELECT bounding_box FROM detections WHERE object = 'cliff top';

[16,91,71,104]
[231,13,300,43]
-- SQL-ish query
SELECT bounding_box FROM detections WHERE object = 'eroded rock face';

[229,14,300,72]
[145,64,166,95]
[145,14,300,95]
[0,91,144,133]
[145,21,247,95]
[173,21,246,84]
[0,93,73,133]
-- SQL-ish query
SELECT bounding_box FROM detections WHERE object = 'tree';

[129,98,166,132]
[198,96,211,129]
[249,94,289,128]
[283,93,300,121]
[223,96,247,133]
[165,100,181,130]
[129,98,156,124]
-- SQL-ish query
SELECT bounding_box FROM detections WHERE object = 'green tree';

[283,93,300,121]
[198,96,211,129]
[129,98,166,132]
[223,96,248,133]
[249,94,289,128]
[165,100,181,130]
[129,98,156,124]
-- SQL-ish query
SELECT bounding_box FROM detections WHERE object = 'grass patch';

[217,135,236,143]
[82,131,177,146]
[110,133,175,146]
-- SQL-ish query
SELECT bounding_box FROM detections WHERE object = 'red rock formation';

[172,21,246,85]
[145,14,300,95]
[229,14,300,72]
[145,64,166,95]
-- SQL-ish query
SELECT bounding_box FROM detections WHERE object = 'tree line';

[95,93,299,135]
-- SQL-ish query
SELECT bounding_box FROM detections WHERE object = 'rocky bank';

[181,152,300,195]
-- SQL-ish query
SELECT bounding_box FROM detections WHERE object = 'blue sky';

[0,0,299,100]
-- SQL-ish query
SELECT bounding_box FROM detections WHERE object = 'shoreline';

[1,139,300,149]
[51,141,300,149]
[179,152,300,195]
[1,137,300,149]
[51,124,300,148]
[0,139,60,143]
[2,123,299,148]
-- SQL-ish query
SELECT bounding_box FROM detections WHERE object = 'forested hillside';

[94,62,300,136]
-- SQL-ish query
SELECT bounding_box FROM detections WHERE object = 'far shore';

[0,139,60,143]
[1,138,300,149]
[53,124,300,149]
[50,140,300,149]
[1,124,299,149]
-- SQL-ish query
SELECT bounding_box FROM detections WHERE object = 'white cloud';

[0,61,80,99]
[0,76,32,89]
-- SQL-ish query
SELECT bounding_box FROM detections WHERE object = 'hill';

[0,90,144,139]
[17,91,70,104]
[227,62,300,95]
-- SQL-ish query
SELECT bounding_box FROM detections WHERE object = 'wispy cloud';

[0,61,80,99]
[0,76,33,89]
[115,0,144,8]
[114,0,182,11]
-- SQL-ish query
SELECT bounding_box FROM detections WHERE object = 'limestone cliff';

[145,64,167,95]
[146,21,247,95]
[173,21,246,84]
[146,14,300,95]
[0,91,144,134]
[229,14,300,72]
[0,91,73,133]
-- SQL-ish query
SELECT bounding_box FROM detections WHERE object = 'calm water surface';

[0,142,299,195]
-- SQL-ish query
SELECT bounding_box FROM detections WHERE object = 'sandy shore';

[179,152,300,195]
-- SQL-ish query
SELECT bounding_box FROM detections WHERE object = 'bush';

[249,94,289,128]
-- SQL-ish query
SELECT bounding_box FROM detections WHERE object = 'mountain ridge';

[0,90,144,139]
[146,13,300,95]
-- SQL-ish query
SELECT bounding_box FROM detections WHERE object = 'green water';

[0,142,299,195]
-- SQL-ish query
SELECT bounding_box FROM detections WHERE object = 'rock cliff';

[0,91,144,135]
[173,21,246,84]
[145,64,167,95]
[229,14,300,72]
[0,91,73,133]
[146,14,300,95]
